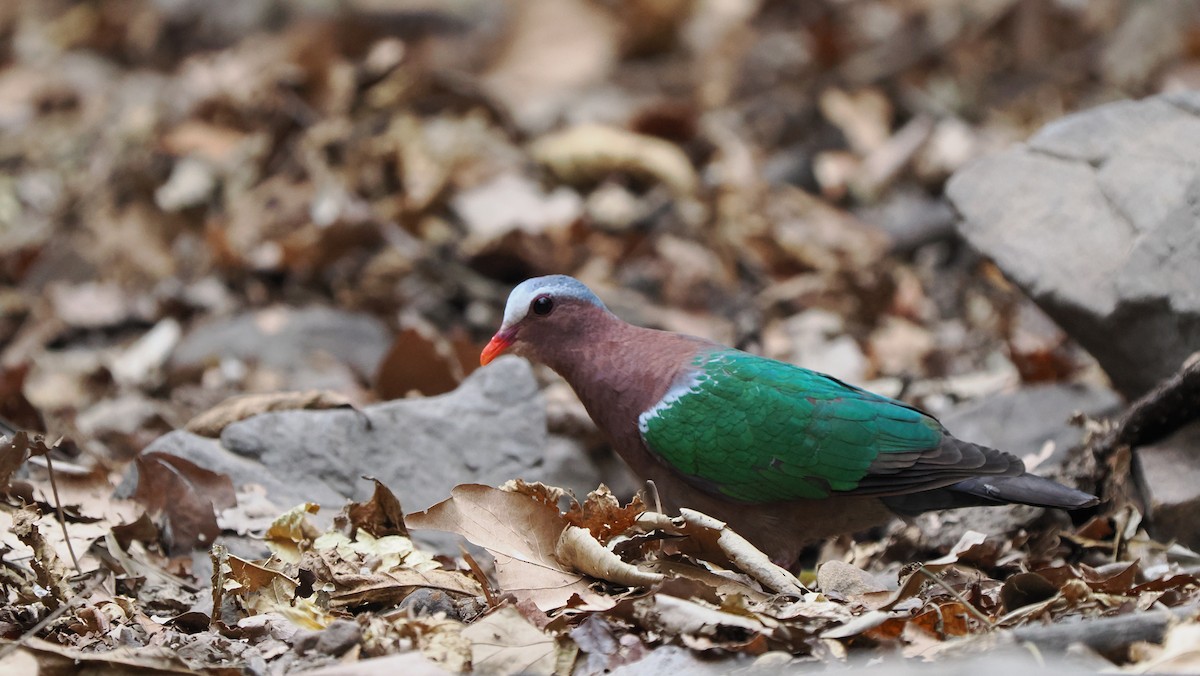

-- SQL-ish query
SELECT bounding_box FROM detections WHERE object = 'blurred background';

[2,0,1199,459]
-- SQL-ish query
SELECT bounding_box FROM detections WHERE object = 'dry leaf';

[218,549,335,630]
[633,593,768,651]
[531,123,699,196]
[637,509,808,596]
[461,605,559,676]
[131,452,237,555]
[374,326,463,399]
[185,390,357,437]
[406,484,613,612]
[564,484,644,543]
[0,431,41,489]
[9,507,72,608]
[342,478,409,539]
[555,526,663,588]
[264,502,322,564]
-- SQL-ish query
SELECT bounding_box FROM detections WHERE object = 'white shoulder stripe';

[637,370,704,435]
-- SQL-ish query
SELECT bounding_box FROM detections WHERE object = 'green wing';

[638,349,967,503]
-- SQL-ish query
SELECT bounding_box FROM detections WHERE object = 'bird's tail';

[882,474,1098,515]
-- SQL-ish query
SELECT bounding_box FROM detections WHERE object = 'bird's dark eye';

[531,295,554,316]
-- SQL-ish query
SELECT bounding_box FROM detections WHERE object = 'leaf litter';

[5,446,1199,674]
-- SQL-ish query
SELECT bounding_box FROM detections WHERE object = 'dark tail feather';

[882,474,1098,516]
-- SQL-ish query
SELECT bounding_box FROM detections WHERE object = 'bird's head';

[481,275,612,366]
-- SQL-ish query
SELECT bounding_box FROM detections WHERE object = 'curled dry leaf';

[264,502,321,564]
[341,478,409,539]
[555,525,664,588]
[530,123,699,196]
[637,509,808,596]
[498,479,567,507]
[185,390,357,437]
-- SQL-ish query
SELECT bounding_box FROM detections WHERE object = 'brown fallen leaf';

[0,364,45,433]
[563,484,644,544]
[374,326,463,399]
[131,452,236,555]
[326,569,484,609]
[340,478,409,539]
[406,484,614,612]
[9,507,72,608]
[0,431,50,489]
[5,638,197,675]
[185,390,358,437]
[633,593,769,652]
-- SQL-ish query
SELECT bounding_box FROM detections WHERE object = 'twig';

[0,569,107,661]
[42,453,82,575]
[460,546,498,610]
[917,566,995,630]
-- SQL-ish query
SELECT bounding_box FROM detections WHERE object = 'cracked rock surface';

[947,92,1200,397]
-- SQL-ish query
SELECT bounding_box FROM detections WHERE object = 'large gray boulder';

[947,92,1200,397]
[141,356,609,549]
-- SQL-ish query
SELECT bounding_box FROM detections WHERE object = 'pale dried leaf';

[461,605,558,676]
[406,484,613,612]
[185,390,356,437]
[265,502,321,563]
[531,123,699,196]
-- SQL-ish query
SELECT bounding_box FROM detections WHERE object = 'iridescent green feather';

[638,348,944,502]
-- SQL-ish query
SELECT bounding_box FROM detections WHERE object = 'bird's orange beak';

[480,330,514,366]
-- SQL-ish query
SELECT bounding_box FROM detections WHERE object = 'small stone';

[314,619,361,657]
[817,560,888,597]
[398,588,458,619]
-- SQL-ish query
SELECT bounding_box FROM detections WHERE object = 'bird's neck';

[543,318,711,466]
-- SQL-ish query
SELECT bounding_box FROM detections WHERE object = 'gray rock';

[941,384,1122,468]
[1133,420,1200,550]
[947,94,1200,397]
[170,306,391,381]
[141,356,580,552]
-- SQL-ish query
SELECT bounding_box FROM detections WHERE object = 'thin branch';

[42,453,82,575]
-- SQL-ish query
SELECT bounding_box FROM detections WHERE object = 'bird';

[480,275,1098,567]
